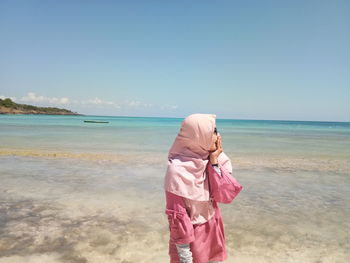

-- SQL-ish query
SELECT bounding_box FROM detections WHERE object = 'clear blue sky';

[1,0,349,121]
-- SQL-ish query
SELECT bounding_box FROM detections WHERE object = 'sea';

[0,114,349,263]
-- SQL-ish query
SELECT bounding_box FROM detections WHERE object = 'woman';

[164,113,243,263]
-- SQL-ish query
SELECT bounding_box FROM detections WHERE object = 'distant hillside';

[0,98,82,115]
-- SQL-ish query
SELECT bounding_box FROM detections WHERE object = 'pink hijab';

[163,113,233,201]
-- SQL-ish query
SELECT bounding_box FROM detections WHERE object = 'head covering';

[163,113,232,201]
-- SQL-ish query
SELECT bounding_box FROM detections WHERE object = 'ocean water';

[0,114,349,263]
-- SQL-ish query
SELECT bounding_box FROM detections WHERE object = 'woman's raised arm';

[207,162,243,204]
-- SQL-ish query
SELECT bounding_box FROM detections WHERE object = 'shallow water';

[0,115,349,262]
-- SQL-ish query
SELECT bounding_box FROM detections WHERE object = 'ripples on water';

[0,157,169,263]
[0,115,349,262]
[0,154,349,263]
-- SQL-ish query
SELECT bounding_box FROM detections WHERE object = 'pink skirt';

[168,201,227,263]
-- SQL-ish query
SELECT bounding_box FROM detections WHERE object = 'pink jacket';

[165,162,243,262]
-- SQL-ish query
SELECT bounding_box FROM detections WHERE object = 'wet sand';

[0,154,349,262]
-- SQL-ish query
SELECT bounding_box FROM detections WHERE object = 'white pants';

[176,244,223,263]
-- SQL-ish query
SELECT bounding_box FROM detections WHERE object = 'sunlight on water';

[0,115,349,262]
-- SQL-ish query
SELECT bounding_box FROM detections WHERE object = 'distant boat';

[84,120,109,123]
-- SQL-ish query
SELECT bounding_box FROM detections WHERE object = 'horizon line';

[77,114,350,123]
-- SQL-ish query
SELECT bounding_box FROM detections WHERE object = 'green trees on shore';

[0,98,16,107]
[0,98,79,115]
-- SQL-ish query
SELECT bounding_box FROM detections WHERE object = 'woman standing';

[164,113,243,263]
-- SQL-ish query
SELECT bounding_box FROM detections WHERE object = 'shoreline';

[1,148,349,174]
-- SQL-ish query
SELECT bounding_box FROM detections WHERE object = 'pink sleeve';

[165,191,195,244]
[207,163,243,204]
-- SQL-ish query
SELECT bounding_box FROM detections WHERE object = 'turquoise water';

[1,114,349,156]
[0,115,349,262]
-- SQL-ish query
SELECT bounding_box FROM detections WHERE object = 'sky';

[0,0,349,121]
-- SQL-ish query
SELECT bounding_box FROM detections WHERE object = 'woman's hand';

[209,135,223,164]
